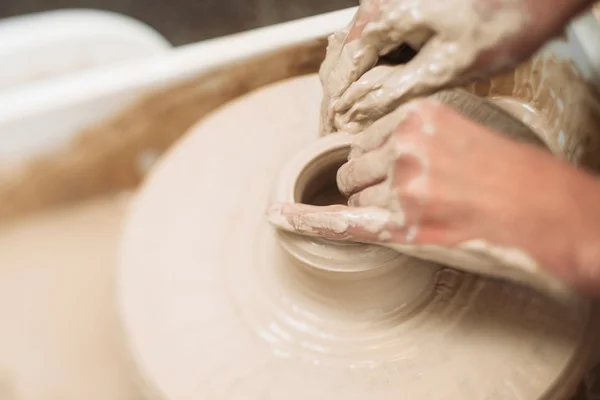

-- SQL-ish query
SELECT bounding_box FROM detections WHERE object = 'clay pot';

[116,50,600,400]
[271,133,401,273]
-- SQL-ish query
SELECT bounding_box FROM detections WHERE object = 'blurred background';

[0,0,357,45]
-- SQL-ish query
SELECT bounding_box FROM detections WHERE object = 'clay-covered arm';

[268,99,600,296]
[320,0,598,135]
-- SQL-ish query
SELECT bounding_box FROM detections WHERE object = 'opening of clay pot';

[272,133,400,273]
[293,146,347,206]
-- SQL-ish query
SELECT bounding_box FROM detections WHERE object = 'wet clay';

[0,195,140,400]
[315,28,600,297]
[276,88,572,295]
[466,55,600,170]
[118,74,597,400]
[322,32,600,172]
[319,0,529,135]
[431,88,547,148]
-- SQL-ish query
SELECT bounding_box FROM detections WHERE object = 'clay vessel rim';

[271,132,401,273]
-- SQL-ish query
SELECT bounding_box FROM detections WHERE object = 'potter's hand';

[269,99,600,295]
[320,0,594,135]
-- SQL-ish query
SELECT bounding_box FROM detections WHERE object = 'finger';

[335,37,453,125]
[332,24,433,116]
[331,66,399,134]
[347,101,421,159]
[319,28,351,136]
[348,181,390,208]
[319,29,349,83]
[333,65,396,115]
[319,99,334,136]
[326,41,379,100]
[327,11,425,109]
[266,202,397,244]
[336,146,390,197]
[333,114,371,135]
[319,36,379,135]
[345,0,389,43]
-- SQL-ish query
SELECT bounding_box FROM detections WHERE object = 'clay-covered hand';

[269,99,600,294]
[319,0,590,135]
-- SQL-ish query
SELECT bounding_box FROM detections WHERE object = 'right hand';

[319,0,575,135]
[271,98,600,296]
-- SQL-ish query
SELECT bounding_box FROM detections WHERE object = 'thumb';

[266,202,396,244]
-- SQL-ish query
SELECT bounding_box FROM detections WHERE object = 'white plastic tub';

[0,7,598,169]
[0,9,171,92]
[0,8,354,167]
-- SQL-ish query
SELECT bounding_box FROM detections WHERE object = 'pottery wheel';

[118,74,594,400]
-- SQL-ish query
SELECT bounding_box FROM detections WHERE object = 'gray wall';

[0,0,356,45]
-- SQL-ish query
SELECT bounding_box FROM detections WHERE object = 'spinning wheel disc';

[118,75,593,400]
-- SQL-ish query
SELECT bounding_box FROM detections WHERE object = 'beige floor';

[0,194,141,400]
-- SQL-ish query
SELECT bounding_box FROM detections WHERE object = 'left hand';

[319,0,533,135]
[268,98,600,294]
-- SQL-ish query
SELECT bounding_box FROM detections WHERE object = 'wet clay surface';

[119,74,596,400]
[0,195,141,400]
[319,0,529,136]
[466,56,600,171]
[322,35,600,172]
[432,89,547,148]
[314,27,600,298]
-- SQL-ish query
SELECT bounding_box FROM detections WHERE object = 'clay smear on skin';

[117,74,596,400]
[336,98,569,296]
[273,204,392,241]
[321,0,530,134]
[318,5,600,294]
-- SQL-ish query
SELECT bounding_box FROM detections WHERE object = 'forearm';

[569,172,600,295]
[517,0,596,57]
[544,166,600,296]
[572,232,600,295]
